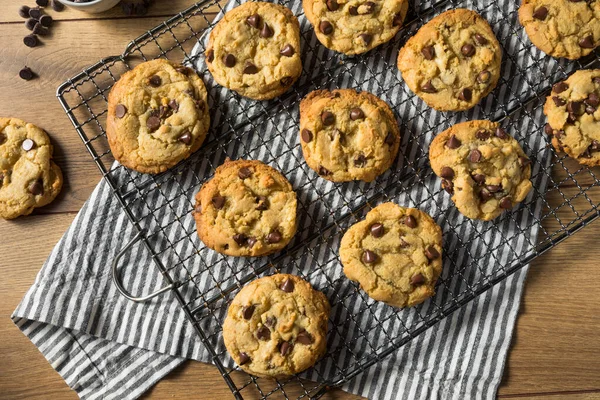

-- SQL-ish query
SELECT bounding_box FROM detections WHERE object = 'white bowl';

[57,0,121,13]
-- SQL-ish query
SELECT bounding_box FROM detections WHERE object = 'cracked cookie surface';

[205,2,302,100]
[222,274,330,378]
[340,203,443,308]
[303,0,409,55]
[543,69,600,166]
[0,118,63,219]
[299,89,400,182]
[195,159,297,257]
[519,0,600,60]
[106,59,210,174]
[397,8,502,112]
[429,120,532,221]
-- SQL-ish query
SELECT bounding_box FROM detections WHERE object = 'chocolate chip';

[301,129,313,143]
[399,236,409,248]
[486,184,502,193]
[385,132,395,146]
[458,88,472,102]
[25,18,37,31]
[267,230,282,244]
[354,154,366,167]
[0,133,6,145]
[178,132,192,145]
[440,166,454,180]
[206,49,214,62]
[146,116,161,132]
[495,127,508,139]
[590,140,600,151]
[321,111,335,126]
[499,197,513,209]
[363,1,376,13]
[0,173,4,185]
[392,12,404,26]
[472,173,486,184]
[280,341,292,356]
[359,33,373,46]
[319,21,333,35]
[469,149,482,163]
[243,305,255,320]
[446,135,461,149]
[211,195,225,209]
[168,99,179,112]
[476,129,490,140]
[249,237,258,248]
[260,23,273,38]
[425,245,439,260]
[594,77,600,85]
[349,6,358,15]
[519,156,531,168]
[579,35,595,49]
[544,123,554,136]
[223,54,236,68]
[280,278,294,292]
[586,93,600,107]
[318,165,331,176]
[477,70,491,84]
[553,81,569,93]
[19,5,31,18]
[296,330,313,345]
[148,75,161,87]
[238,167,252,179]
[256,196,268,211]
[246,14,261,28]
[586,105,596,114]
[40,15,52,27]
[115,104,127,118]
[461,43,475,57]
[239,352,250,365]
[256,325,271,340]
[404,215,417,228]
[29,7,41,19]
[421,80,437,93]
[23,34,38,48]
[158,105,172,120]
[233,234,249,247]
[280,44,295,57]
[567,101,584,115]
[32,23,48,36]
[442,179,454,194]
[243,61,258,74]
[326,0,338,11]
[533,6,548,20]
[474,33,488,45]
[22,139,35,151]
[370,223,384,238]
[362,250,378,264]
[350,108,364,120]
[28,179,43,195]
[479,188,493,202]
[19,66,34,80]
[421,45,435,60]
[552,96,566,107]
[280,76,292,86]
[51,0,64,11]
[411,273,425,285]
[175,65,190,75]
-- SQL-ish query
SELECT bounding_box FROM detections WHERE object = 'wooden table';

[0,1,599,399]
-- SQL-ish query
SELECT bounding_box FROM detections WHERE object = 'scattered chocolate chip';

[212,195,225,209]
[318,165,331,176]
[499,197,513,209]
[28,179,43,195]
[440,166,454,180]
[385,132,395,146]
[19,66,35,81]
[321,111,335,125]
[442,179,454,194]
[411,273,425,285]
[260,23,273,38]
[495,127,508,139]
[233,233,249,247]
[446,135,461,149]
[256,196,268,211]
[296,330,313,345]
[392,12,404,26]
[370,223,384,238]
[19,5,31,18]
[533,6,548,20]
[475,129,490,140]
[40,15,52,27]
[267,230,282,244]
[567,101,584,115]
[243,305,255,320]
[122,2,134,15]
[146,116,161,132]
[474,33,488,45]
[553,81,569,93]
[579,35,595,49]
[458,88,472,102]
[350,108,364,120]
[404,215,417,228]
[552,96,566,107]
[134,2,148,15]
[486,184,502,193]
[206,49,214,62]
[246,14,261,28]
[32,23,48,36]
[425,245,439,260]
[472,173,486,184]
[349,6,358,15]
[239,352,250,365]
[223,54,236,68]
[280,44,295,57]
[25,18,37,31]
[479,188,493,202]
[280,341,292,356]
[469,149,482,163]
[301,129,313,143]
[421,80,437,93]
[421,45,435,60]
[477,70,491,84]
[23,34,38,48]
[22,139,35,151]
[326,0,338,11]
[319,21,333,35]
[362,250,378,264]
[148,75,161,87]
[461,43,475,57]
[280,278,294,292]
[243,61,258,74]
[178,132,192,145]
[115,104,127,118]
[29,7,42,19]
[359,33,373,46]
[256,325,271,340]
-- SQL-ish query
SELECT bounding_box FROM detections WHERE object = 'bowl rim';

[58,0,113,6]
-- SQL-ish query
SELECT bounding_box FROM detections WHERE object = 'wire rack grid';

[56,0,600,398]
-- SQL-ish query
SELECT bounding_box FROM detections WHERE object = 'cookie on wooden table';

[429,120,532,221]
[0,117,63,219]
[299,89,400,182]
[205,2,302,100]
[519,0,600,60]
[303,0,409,55]
[340,202,443,308]
[106,58,210,174]
[194,159,297,257]
[397,8,502,112]
[222,274,330,378]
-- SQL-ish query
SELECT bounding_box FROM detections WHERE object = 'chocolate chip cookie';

[106,59,210,174]
[205,2,302,100]
[397,8,502,112]
[0,117,63,219]
[303,0,409,55]
[340,203,443,308]
[222,274,330,378]
[299,89,400,182]
[194,159,297,257]
[519,0,600,60]
[429,120,533,221]
[543,69,600,166]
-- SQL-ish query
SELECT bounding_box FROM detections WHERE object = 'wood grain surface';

[0,1,599,399]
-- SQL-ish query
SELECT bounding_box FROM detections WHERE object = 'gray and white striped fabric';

[13,0,564,398]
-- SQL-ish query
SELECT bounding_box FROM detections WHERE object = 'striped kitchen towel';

[12,0,565,398]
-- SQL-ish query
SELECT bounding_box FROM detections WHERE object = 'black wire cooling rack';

[57,0,600,398]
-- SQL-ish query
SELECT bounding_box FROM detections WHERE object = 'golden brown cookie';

[194,159,297,257]
[397,8,502,112]
[340,203,443,308]
[0,118,63,219]
[519,0,600,60]
[429,120,533,221]
[205,2,302,100]
[543,69,600,166]
[222,274,330,378]
[106,59,210,174]
[303,0,409,55]
[299,89,400,182]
